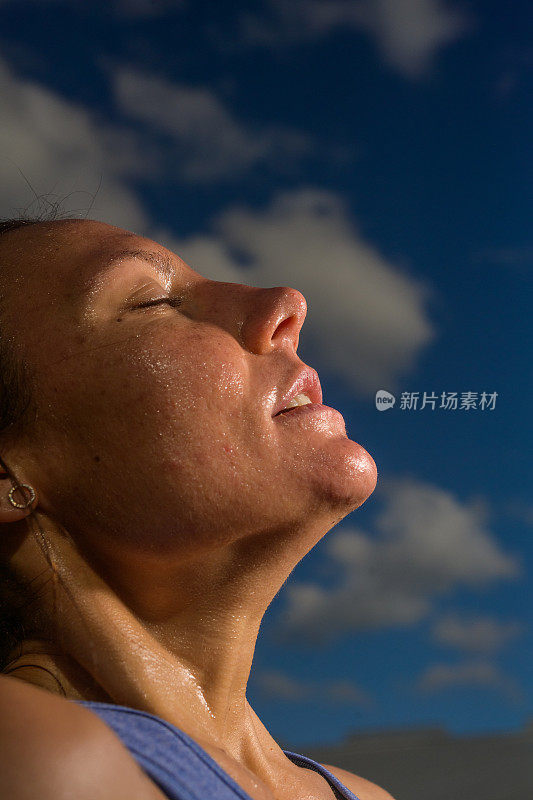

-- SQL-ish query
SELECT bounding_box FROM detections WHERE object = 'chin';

[316,439,378,514]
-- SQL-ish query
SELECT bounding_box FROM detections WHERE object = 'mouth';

[272,366,323,417]
[275,395,314,415]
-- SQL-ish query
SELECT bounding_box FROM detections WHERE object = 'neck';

[6,511,331,760]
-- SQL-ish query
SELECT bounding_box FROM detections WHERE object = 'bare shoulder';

[322,763,396,800]
[0,674,165,799]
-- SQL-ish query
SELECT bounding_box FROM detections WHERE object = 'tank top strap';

[72,700,360,800]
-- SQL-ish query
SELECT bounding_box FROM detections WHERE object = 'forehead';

[1,218,179,298]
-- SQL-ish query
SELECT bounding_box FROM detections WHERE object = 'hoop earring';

[8,483,36,509]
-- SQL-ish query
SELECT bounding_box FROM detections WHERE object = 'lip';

[274,402,341,419]
[272,365,323,417]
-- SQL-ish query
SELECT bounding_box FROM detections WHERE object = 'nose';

[240,285,307,355]
[192,280,307,355]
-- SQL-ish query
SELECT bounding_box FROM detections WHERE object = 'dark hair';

[0,200,107,678]
[0,217,61,670]
[0,219,42,436]
[0,218,48,670]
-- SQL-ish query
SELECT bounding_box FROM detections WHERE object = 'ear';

[0,464,38,523]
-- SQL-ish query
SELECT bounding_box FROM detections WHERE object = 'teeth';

[283,392,312,411]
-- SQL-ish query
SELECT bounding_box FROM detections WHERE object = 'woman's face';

[5,220,377,564]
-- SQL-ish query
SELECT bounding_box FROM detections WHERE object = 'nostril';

[271,288,306,347]
[274,316,297,339]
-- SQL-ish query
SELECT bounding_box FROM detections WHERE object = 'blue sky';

[0,0,531,747]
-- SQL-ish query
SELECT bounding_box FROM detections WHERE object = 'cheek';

[118,327,247,450]
[37,323,247,466]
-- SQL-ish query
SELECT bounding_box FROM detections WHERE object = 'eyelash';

[134,296,183,310]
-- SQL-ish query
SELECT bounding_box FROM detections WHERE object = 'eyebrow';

[99,248,177,285]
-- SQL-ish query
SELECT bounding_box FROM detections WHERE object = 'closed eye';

[134,296,183,310]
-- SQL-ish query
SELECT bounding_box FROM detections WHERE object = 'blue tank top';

[73,700,361,800]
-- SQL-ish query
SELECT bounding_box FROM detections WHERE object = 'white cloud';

[417,660,523,701]
[242,0,469,78]
[0,57,150,229]
[253,668,373,706]
[111,66,311,181]
[431,614,523,654]
[354,0,468,78]
[274,477,521,643]
[373,478,519,588]
[154,188,435,396]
